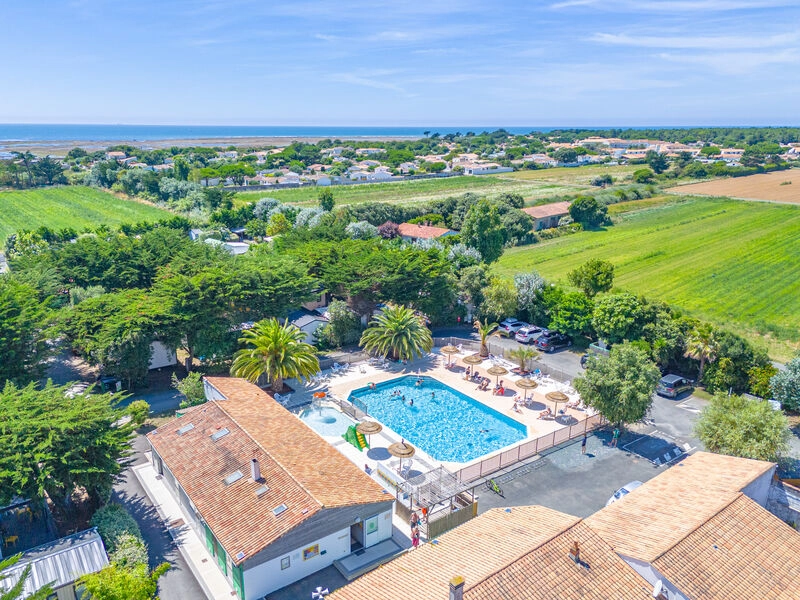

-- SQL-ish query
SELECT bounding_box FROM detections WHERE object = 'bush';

[127,400,150,427]
[91,504,146,562]
[110,533,149,569]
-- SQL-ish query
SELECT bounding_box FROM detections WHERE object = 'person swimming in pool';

[409,398,414,406]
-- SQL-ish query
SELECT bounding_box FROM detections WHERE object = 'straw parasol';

[486,365,508,385]
[440,345,459,366]
[463,354,484,365]
[546,390,569,416]
[515,378,538,400]
[388,439,416,471]
[357,421,383,446]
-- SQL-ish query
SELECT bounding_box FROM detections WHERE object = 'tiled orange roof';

[397,222,454,239]
[330,506,651,600]
[522,201,572,220]
[148,377,388,564]
[653,494,800,599]
[585,452,775,563]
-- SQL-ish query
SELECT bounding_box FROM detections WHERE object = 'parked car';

[534,331,572,352]
[606,481,643,506]
[656,374,694,398]
[515,325,543,344]
[498,319,528,337]
[581,340,612,368]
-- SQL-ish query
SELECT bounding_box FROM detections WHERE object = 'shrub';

[110,533,149,569]
[91,504,144,556]
[127,400,150,427]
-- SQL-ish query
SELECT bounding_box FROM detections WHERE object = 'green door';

[216,544,227,576]
[203,523,214,555]
[232,565,245,600]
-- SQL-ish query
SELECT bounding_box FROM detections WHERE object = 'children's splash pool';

[348,376,527,463]
[297,405,357,438]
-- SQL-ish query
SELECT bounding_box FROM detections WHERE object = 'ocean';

[0,124,555,142]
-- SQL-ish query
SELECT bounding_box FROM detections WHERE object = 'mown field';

[0,186,172,243]
[668,168,800,204]
[234,164,638,208]
[495,196,800,360]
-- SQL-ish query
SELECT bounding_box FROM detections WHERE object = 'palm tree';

[685,323,718,382]
[231,318,320,393]
[508,346,539,374]
[1,554,53,599]
[474,318,498,358]
[359,305,433,361]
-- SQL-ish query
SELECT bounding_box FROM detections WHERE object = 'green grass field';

[234,165,637,208]
[0,186,172,243]
[495,196,800,360]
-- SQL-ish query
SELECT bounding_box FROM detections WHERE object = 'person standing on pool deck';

[611,427,620,447]
[581,433,588,454]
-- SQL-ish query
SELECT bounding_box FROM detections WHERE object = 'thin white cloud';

[658,49,800,74]
[327,71,412,96]
[593,31,800,49]
[552,0,797,10]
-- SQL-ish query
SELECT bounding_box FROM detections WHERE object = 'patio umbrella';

[462,354,484,366]
[486,365,508,385]
[357,421,383,446]
[312,391,326,399]
[546,391,569,416]
[440,345,459,366]
[515,378,538,401]
[388,439,416,471]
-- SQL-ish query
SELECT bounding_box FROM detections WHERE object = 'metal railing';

[455,413,605,483]
[326,394,369,420]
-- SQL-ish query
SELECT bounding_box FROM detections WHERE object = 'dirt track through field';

[669,169,800,204]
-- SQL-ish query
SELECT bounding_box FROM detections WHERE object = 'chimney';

[569,541,580,563]
[449,576,465,600]
[251,458,262,482]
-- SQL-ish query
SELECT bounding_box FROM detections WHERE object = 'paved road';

[119,389,185,415]
[113,435,206,600]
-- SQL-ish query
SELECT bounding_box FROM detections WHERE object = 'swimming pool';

[348,376,527,463]
[298,405,357,438]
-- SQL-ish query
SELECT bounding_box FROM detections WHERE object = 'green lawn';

[0,186,172,243]
[495,196,800,360]
[233,165,637,208]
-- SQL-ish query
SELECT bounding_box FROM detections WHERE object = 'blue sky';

[3,0,799,126]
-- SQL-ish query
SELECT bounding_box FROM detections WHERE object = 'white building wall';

[620,555,689,600]
[241,508,392,599]
[149,341,177,370]
[741,466,776,506]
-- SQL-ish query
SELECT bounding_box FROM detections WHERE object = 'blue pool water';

[298,406,356,438]
[349,376,527,463]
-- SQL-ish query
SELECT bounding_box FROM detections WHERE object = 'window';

[281,556,291,570]
[303,544,320,560]
[223,471,244,486]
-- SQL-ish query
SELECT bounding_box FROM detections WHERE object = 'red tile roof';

[330,506,652,600]
[397,222,455,239]
[653,494,800,599]
[147,377,388,564]
[585,452,775,563]
[522,201,572,220]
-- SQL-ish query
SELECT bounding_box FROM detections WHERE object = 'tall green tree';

[568,259,615,297]
[568,196,607,228]
[172,372,207,408]
[685,323,718,381]
[231,318,320,392]
[461,199,505,263]
[574,343,660,427]
[0,381,133,507]
[695,393,790,462]
[591,293,644,344]
[0,554,54,599]
[0,279,51,385]
[645,150,669,174]
[318,188,335,212]
[549,291,594,338]
[479,279,518,323]
[360,305,433,361]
